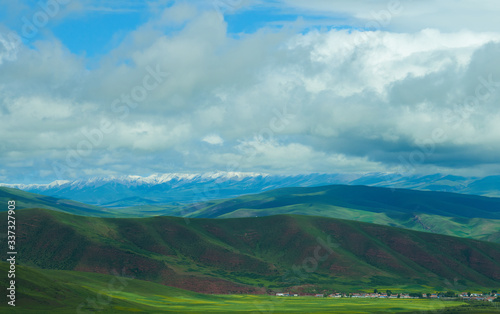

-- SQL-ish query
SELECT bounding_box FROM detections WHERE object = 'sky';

[1,0,500,184]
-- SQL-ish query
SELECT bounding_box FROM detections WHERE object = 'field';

[124,296,498,313]
[72,295,474,313]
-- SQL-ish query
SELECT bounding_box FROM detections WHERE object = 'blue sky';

[1,0,500,183]
[51,10,146,56]
[0,0,363,57]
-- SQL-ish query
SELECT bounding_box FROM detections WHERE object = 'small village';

[275,291,500,302]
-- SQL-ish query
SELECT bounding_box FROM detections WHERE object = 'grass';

[0,261,482,313]
[95,295,470,313]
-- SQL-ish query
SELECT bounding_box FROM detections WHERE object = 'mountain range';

[180,184,500,243]
[2,183,500,243]
[2,172,500,207]
[1,208,499,295]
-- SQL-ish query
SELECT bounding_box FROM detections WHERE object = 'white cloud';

[160,2,198,25]
[2,2,500,182]
[202,134,224,145]
[209,137,383,173]
[278,0,500,33]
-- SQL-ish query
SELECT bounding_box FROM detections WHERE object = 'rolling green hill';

[0,261,220,313]
[2,208,499,295]
[178,185,500,243]
[181,185,500,219]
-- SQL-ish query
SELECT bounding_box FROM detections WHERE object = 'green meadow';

[75,294,470,313]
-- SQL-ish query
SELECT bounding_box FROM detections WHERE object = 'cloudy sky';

[1,0,500,183]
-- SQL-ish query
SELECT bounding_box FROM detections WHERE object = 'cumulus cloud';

[1,1,500,183]
[278,0,500,33]
[202,134,224,145]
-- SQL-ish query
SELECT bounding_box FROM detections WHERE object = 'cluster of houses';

[275,293,299,297]
[275,292,500,302]
[276,292,416,298]
[459,292,499,302]
[330,292,413,298]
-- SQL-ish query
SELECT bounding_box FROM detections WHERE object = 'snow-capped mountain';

[5,172,266,190]
[1,172,499,207]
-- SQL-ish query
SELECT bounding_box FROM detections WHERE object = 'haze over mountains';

[2,182,500,244]
[2,172,500,207]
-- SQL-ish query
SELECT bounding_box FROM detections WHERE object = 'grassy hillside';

[179,185,500,243]
[2,208,499,295]
[182,185,500,219]
[0,261,215,313]
[1,263,483,313]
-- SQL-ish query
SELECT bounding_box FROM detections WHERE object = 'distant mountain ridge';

[183,184,500,219]
[181,184,500,243]
[2,184,500,244]
[0,186,109,216]
[1,172,500,207]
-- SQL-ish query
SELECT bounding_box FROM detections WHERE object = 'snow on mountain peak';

[0,172,270,190]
